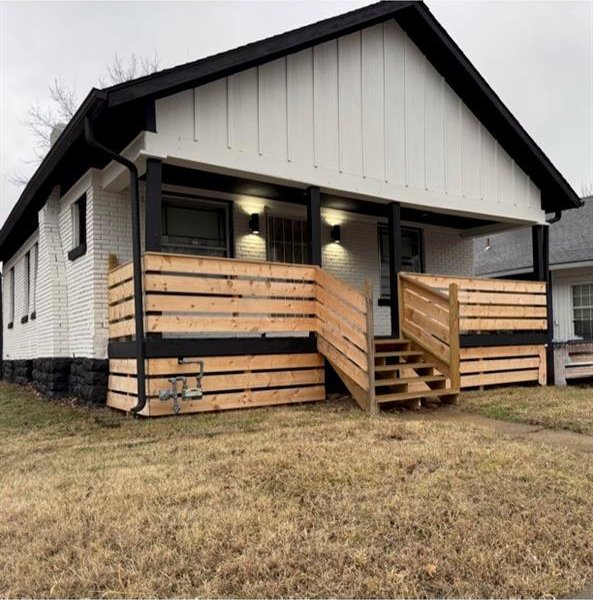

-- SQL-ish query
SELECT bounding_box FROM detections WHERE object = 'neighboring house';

[475,196,593,384]
[0,2,581,416]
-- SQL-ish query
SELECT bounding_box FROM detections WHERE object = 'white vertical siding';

[154,20,542,222]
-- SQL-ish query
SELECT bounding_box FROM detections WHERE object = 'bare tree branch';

[16,52,162,185]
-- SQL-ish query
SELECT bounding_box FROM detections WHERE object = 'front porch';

[107,252,549,417]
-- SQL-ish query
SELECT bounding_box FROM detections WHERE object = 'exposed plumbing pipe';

[84,118,147,415]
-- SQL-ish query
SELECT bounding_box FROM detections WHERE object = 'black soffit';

[159,164,493,229]
[0,1,580,260]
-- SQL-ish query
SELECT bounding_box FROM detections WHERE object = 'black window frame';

[31,242,38,320]
[378,224,424,304]
[161,194,233,258]
[21,251,30,324]
[7,266,14,329]
[68,194,87,261]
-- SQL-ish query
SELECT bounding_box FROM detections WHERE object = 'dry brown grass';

[462,384,593,435]
[1,382,593,598]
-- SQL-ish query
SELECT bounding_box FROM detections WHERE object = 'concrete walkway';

[397,406,593,454]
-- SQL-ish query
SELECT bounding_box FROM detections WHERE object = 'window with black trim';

[572,283,593,340]
[31,242,38,319]
[8,267,14,328]
[378,225,423,300]
[21,251,30,323]
[266,213,309,264]
[68,194,87,261]
[161,196,231,257]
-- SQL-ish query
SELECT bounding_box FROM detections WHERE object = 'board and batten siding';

[152,21,543,224]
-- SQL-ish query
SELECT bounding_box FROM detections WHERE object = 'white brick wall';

[3,178,474,360]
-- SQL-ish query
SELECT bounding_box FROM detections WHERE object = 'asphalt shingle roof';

[475,196,593,275]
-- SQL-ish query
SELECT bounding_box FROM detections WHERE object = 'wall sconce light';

[249,213,260,234]
[330,224,341,244]
[484,237,491,251]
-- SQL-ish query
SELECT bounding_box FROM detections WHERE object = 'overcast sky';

[0,1,592,225]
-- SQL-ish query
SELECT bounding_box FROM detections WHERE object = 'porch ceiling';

[156,164,495,231]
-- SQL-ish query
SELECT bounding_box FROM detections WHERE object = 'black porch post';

[306,186,322,267]
[388,202,403,338]
[533,224,554,384]
[145,158,162,252]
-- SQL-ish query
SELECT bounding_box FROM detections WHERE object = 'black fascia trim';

[7,322,13,330]
[105,2,414,106]
[20,315,28,324]
[397,3,580,212]
[109,336,318,359]
[460,332,548,348]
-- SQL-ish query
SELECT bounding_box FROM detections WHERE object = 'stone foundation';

[1,357,108,405]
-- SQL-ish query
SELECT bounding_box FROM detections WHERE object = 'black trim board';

[460,333,548,348]
[109,336,318,359]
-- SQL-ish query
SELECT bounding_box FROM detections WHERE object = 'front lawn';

[462,384,593,435]
[1,382,593,598]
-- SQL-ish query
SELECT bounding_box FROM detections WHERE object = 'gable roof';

[475,196,593,275]
[0,0,582,261]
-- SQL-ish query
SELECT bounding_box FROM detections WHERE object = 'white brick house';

[0,2,580,408]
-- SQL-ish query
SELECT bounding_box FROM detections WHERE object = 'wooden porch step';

[374,374,445,387]
[375,362,434,372]
[375,350,423,359]
[376,387,458,404]
[374,338,409,346]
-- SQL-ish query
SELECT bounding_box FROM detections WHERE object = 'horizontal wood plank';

[460,317,548,331]
[147,368,324,396]
[144,252,316,281]
[147,353,324,376]
[459,304,547,318]
[461,369,540,388]
[406,273,546,294]
[460,357,541,374]
[146,315,316,334]
[460,345,544,360]
[145,294,316,316]
[147,384,326,416]
[144,273,316,299]
[459,291,547,306]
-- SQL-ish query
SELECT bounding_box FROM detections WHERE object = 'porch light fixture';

[249,213,260,234]
[330,224,341,244]
[484,237,491,251]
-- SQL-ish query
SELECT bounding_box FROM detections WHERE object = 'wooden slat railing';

[108,252,375,411]
[404,274,547,332]
[398,273,460,389]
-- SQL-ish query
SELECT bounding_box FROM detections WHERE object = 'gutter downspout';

[546,211,562,225]
[84,118,147,415]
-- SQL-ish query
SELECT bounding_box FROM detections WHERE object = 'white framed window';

[572,283,593,340]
